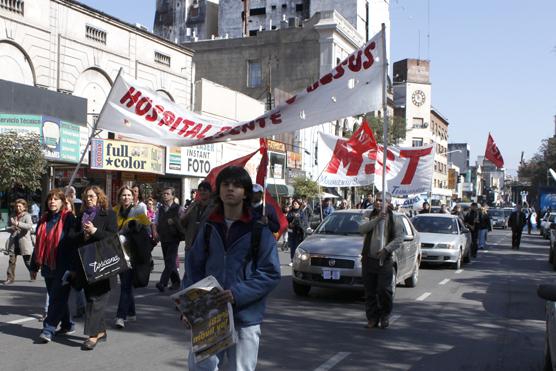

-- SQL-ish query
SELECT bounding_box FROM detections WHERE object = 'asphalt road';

[0,228,553,371]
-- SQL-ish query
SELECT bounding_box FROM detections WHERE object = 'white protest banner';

[317,132,434,196]
[96,30,384,147]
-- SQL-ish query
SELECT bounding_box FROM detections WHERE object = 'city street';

[0,228,552,370]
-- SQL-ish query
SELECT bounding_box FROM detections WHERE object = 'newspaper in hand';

[171,275,236,363]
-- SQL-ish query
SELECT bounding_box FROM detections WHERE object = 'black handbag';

[78,234,129,284]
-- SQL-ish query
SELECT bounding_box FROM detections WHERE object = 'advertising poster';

[91,138,165,175]
[165,144,216,177]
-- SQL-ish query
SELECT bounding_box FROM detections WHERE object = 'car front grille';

[310,257,354,269]
[421,243,435,248]
[299,272,358,285]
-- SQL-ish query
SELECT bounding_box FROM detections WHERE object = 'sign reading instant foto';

[165,144,216,177]
[91,138,165,175]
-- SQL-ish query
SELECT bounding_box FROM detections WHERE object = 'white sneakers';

[115,318,125,329]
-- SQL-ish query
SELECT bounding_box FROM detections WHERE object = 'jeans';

[188,324,261,371]
[160,241,180,287]
[43,275,73,334]
[116,269,135,320]
[478,229,488,249]
[362,257,394,322]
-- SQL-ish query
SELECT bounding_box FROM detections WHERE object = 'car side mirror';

[404,235,414,241]
[462,228,470,233]
[306,228,314,235]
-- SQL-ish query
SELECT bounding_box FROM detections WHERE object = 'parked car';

[411,214,471,269]
[548,225,556,270]
[488,208,508,229]
[291,209,421,296]
[537,284,556,370]
[541,213,556,239]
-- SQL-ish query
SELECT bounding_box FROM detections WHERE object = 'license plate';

[322,269,341,280]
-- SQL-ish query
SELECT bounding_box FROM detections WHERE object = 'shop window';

[250,7,266,15]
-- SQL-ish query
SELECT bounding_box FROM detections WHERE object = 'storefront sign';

[91,138,165,175]
[0,114,88,164]
[267,140,286,153]
[165,144,216,177]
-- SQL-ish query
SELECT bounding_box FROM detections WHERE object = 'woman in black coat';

[287,199,307,265]
[74,185,118,350]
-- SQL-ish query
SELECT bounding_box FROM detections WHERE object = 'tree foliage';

[366,115,407,145]
[518,137,556,187]
[292,177,319,198]
[0,131,47,192]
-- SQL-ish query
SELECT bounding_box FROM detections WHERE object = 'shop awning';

[267,184,295,197]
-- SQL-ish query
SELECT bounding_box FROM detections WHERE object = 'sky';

[78,0,556,175]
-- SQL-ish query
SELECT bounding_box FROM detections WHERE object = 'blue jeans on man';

[159,241,181,288]
[187,324,261,371]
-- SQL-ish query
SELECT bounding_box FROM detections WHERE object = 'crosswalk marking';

[439,278,450,285]
[315,352,351,371]
[416,292,431,301]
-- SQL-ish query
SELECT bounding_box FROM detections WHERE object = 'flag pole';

[262,138,267,216]
[379,23,388,266]
[68,68,123,187]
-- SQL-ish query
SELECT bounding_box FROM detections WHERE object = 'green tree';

[0,131,47,192]
[518,137,556,187]
[366,115,407,145]
[292,177,319,199]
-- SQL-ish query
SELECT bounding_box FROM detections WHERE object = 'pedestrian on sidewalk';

[359,191,404,329]
[185,166,281,371]
[113,186,151,330]
[73,186,117,350]
[478,205,492,250]
[30,189,77,343]
[154,187,185,292]
[286,199,307,266]
[4,199,34,284]
[508,204,527,250]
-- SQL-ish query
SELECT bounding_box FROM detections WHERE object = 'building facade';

[153,0,218,43]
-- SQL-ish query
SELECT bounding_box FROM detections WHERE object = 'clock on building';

[412,90,426,107]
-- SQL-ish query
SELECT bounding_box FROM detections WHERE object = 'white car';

[411,214,472,269]
[541,213,556,239]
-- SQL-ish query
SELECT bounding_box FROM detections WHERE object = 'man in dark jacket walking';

[250,183,280,233]
[185,166,280,371]
[509,204,527,249]
[359,191,404,329]
[154,187,185,292]
[464,203,480,258]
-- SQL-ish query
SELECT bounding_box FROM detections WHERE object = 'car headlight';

[294,247,310,262]
[436,243,455,249]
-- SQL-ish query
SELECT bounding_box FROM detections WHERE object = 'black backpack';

[203,221,263,267]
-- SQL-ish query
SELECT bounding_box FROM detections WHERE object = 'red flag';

[202,149,259,197]
[347,120,377,153]
[485,133,504,168]
[256,138,289,238]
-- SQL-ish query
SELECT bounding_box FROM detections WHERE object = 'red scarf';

[35,209,69,270]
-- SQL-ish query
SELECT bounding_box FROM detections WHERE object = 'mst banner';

[96,30,385,147]
[317,132,434,196]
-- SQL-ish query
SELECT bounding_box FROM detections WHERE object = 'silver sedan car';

[291,210,421,296]
[411,214,471,269]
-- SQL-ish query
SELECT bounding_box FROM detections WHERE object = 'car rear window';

[488,209,505,217]
[412,216,459,235]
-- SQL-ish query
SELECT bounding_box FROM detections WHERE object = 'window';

[155,51,171,66]
[250,7,266,15]
[0,0,24,15]
[412,137,423,147]
[282,4,287,9]
[86,25,107,44]
[295,3,303,11]
[247,60,262,88]
[412,117,424,129]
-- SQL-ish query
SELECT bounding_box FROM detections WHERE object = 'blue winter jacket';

[185,207,281,327]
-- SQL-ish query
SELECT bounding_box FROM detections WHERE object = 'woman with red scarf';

[30,189,77,344]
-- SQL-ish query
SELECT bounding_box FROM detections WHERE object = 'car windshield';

[503,209,513,217]
[412,216,459,235]
[488,209,505,217]
[315,213,364,235]
[550,214,556,222]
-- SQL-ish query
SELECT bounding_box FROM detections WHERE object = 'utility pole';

[243,0,250,37]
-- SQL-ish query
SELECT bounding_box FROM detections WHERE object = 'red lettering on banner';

[286,96,297,105]
[184,123,203,138]
[120,87,142,108]
[211,126,232,140]
[196,124,212,139]
[241,121,256,133]
[178,119,195,135]
[169,117,183,132]
[326,140,363,176]
[348,51,363,72]
[270,112,282,125]
[320,73,333,86]
[367,149,395,174]
[158,111,175,127]
[332,60,348,79]
[363,42,376,69]
[306,81,319,93]
[145,105,164,122]
[135,97,152,116]
[230,126,241,135]
[398,148,433,184]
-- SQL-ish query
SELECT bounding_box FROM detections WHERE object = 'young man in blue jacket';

[185,166,281,371]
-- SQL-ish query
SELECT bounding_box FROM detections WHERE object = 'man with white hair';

[358,191,404,329]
